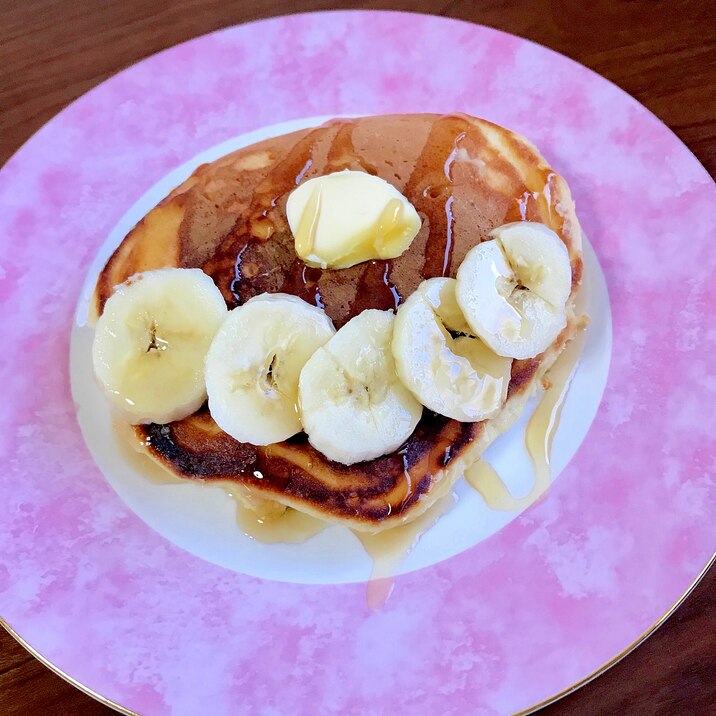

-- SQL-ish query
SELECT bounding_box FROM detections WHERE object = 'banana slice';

[205,294,335,445]
[495,221,572,307]
[92,268,228,424]
[456,222,571,359]
[393,278,512,421]
[299,310,423,465]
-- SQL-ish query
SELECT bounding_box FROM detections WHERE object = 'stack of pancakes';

[95,113,583,532]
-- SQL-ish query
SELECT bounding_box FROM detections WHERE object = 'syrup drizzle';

[382,263,402,310]
[294,186,323,256]
[443,131,467,181]
[295,158,313,185]
[443,195,455,276]
[513,171,558,227]
[114,420,326,543]
[402,114,472,278]
[354,492,456,609]
[218,112,552,326]
[104,114,588,607]
[301,264,325,309]
[118,417,450,606]
[465,326,587,510]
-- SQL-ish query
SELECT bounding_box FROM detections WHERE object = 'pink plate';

[1,11,714,715]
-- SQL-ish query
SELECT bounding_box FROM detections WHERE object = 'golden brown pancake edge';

[95,112,584,532]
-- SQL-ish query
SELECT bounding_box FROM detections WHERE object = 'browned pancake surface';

[96,113,582,529]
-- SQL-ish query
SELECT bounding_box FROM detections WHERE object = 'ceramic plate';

[1,11,714,715]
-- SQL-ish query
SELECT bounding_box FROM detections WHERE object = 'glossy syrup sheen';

[116,411,447,586]
[294,185,323,257]
[294,183,411,267]
[202,113,567,328]
[355,492,456,608]
[465,324,587,510]
[115,418,327,544]
[120,410,453,604]
[98,112,583,527]
[91,113,585,603]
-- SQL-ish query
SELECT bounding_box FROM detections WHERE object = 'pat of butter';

[286,170,421,269]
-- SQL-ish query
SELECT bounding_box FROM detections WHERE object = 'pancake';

[94,113,584,532]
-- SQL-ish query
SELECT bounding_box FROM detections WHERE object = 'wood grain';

[1,1,714,713]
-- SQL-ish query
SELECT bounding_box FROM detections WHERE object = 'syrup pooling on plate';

[97,112,584,528]
[116,418,328,543]
[234,508,325,544]
[136,420,459,522]
[221,484,327,544]
[113,384,438,582]
[353,492,457,609]
[465,324,587,510]
[120,413,451,589]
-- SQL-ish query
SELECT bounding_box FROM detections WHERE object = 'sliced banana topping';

[286,170,421,269]
[495,221,572,307]
[92,268,228,425]
[456,221,572,359]
[299,310,423,465]
[393,278,512,421]
[205,294,335,446]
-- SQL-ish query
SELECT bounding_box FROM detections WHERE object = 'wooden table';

[1,1,714,713]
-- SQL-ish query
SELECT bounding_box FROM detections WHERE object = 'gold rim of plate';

[0,616,137,716]
[1,550,714,715]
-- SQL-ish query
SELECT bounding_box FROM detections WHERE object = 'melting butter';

[294,185,323,257]
[286,170,421,269]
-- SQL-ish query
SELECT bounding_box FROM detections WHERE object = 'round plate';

[1,11,714,715]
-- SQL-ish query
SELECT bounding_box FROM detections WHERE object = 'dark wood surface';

[1,1,714,713]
